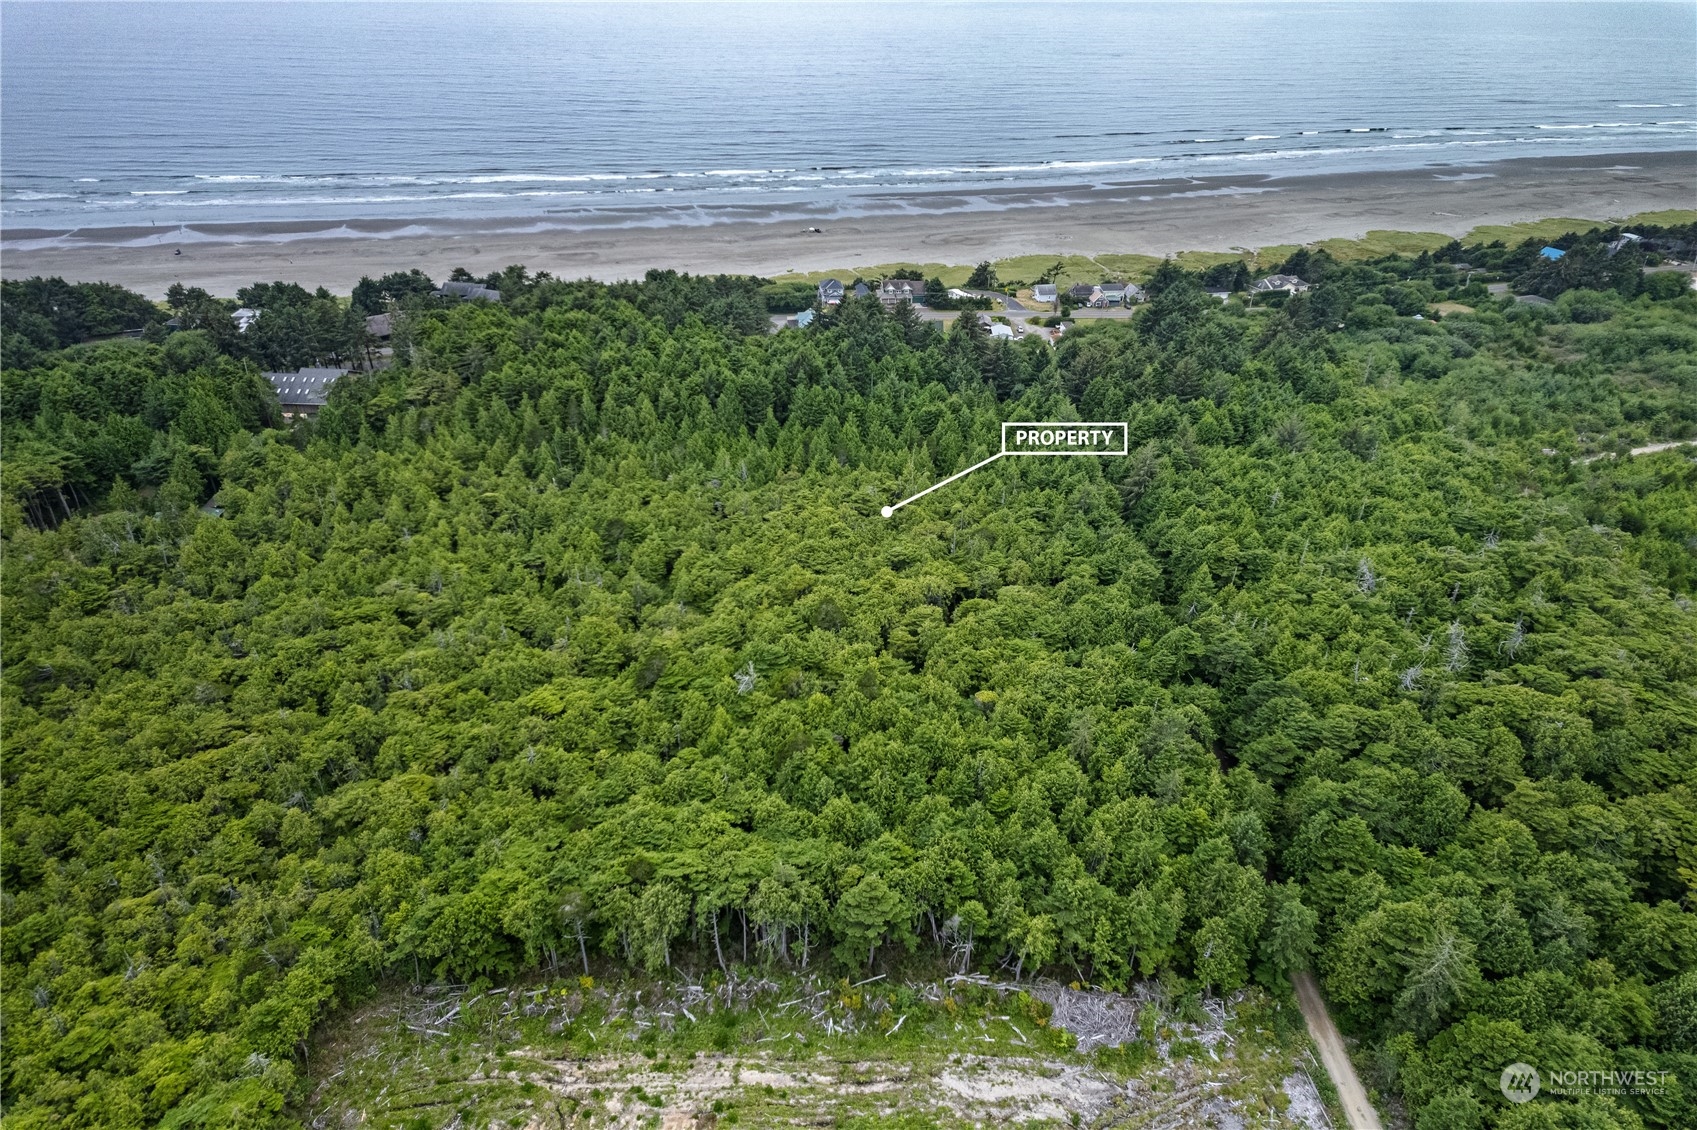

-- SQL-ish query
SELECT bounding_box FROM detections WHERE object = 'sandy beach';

[5,151,1693,298]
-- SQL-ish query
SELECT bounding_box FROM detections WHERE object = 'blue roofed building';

[1539,246,1566,261]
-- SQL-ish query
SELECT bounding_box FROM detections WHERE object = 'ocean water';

[2,0,1693,241]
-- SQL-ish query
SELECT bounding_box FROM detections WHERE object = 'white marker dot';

[880,506,894,518]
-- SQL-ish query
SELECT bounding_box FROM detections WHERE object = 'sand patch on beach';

[8,151,1691,298]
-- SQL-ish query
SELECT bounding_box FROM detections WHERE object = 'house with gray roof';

[877,278,925,308]
[435,280,502,302]
[264,367,346,418]
[1249,274,1310,294]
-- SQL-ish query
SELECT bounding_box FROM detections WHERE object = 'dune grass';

[769,210,1696,292]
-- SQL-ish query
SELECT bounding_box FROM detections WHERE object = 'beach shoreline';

[5,151,1693,298]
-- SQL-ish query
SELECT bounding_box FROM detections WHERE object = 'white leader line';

[881,451,1007,518]
[882,421,1128,518]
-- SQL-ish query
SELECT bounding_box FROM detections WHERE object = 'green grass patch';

[772,262,975,287]
[1461,215,1614,246]
[769,211,1697,294]
[1622,208,1697,227]
[1310,229,1454,260]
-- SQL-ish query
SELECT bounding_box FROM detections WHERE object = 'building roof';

[1538,247,1565,261]
[852,282,870,298]
[1250,274,1309,292]
[232,307,260,332]
[1067,283,1098,299]
[1032,284,1058,299]
[437,280,502,301]
[989,323,1014,338]
[877,278,925,306]
[263,367,346,407]
[818,278,844,294]
[1515,294,1555,307]
[365,313,392,338]
[1099,282,1127,294]
[794,309,815,328]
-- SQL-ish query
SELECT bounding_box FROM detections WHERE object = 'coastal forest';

[3,229,1696,1130]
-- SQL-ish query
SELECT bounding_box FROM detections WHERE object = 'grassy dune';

[771,209,1697,291]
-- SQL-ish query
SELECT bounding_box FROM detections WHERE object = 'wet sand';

[4,151,1693,298]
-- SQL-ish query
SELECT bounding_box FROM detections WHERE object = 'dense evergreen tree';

[2,237,1695,1128]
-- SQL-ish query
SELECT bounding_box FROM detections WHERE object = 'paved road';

[1291,971,1383,1130]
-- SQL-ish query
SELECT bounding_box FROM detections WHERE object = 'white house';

[1249,274,1310,294]
[1605,233,1642,257]
[1032,283,1058,305]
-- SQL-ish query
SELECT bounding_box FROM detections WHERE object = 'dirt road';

[1577,438,1697,463]
[1291,971,1383,1130]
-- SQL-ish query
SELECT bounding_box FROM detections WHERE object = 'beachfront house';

[1538,247,1565,261]
[817,279,845,306]
[232,307,260,333]
[852,282,870,299]
[1032,283,1058,305]
[1067,283,1098,304]
[365,313,393,342]
[1124,283,1147,304]
[878,278,925,308]
[1097,283,1128,307]
[1249,274,1310,294]
[264,367,346,420]
[792,309,816,329]
[1605,233,1641,257]
[1643,235,1694,259]
[436,280,502,302]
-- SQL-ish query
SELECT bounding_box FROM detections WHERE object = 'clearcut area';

[299,974,1345,1129]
